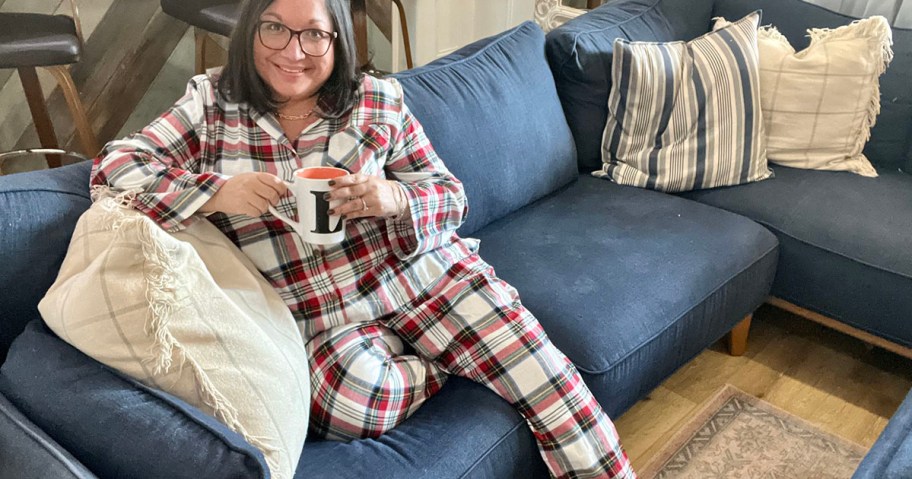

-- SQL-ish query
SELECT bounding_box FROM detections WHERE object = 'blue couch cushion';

[2,321,548,479]
[472,175,778,414]
[545,0,715,170]
[0,321,268,479]
[298,377,547,479]
[853,389,912,479]
[714,0,912,173]
[0,161,93,363]
[0,390,95,478]
[682,166,912,348]
[391,21,577,237]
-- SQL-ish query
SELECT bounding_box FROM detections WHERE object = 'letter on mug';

[310,191,343,234]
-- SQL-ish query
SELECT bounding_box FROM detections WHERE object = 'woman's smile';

[275,63,309,75]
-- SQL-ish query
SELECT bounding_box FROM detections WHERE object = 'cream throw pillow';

[752,16,893,176]
[38,189,310,479]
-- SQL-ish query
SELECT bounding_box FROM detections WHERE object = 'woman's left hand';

[326,173,405,220]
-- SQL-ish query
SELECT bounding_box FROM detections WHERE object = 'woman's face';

[254,0,335,106]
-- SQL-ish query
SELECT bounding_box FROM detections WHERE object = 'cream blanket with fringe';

[38,189,310,479]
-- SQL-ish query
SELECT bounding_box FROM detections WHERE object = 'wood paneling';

[11,1,187,154]
[366,0,392,42]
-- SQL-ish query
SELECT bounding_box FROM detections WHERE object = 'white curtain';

[805,0,912,27]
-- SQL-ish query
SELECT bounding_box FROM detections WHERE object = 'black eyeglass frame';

[256,21,339,57]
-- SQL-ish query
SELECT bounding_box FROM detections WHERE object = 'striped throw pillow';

[595,11,771,192]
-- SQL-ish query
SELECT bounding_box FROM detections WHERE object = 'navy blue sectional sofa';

[0,1,905,478]
[855,390,912,478]
[547,0,912,476]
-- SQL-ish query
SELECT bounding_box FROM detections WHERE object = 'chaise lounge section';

[545,0,912,474]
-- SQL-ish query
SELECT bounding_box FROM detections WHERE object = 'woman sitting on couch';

[89,0,635,477]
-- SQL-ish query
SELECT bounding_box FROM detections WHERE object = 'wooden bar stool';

[0,0,99,168]
[160,0,240,75]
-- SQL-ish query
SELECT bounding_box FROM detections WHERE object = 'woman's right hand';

[200,172,288,217]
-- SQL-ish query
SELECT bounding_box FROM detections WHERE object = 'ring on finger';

[360,197,368,211]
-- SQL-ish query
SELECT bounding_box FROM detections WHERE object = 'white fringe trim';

[88,188,285,478]
[808,16,892,178]
[758,24,789,45]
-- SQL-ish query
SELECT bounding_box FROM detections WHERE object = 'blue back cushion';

[0,320,268,479]
[0,162,92,363]
[545,0,715,170]
[392,21,577,237]
[714,0,912,173]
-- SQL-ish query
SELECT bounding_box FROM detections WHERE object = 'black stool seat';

[161,0,240,37]
[0,13,80,68]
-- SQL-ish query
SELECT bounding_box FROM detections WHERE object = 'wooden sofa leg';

[728,314,752,356]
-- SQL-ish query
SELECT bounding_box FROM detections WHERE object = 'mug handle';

[267,180,298,229]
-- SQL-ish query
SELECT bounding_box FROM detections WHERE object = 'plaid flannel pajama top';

[90,73,635,479]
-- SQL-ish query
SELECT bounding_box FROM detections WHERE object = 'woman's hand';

[200,172,287,217]
[326,174,408,220]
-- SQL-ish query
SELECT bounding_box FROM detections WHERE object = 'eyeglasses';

[257,21,338,57]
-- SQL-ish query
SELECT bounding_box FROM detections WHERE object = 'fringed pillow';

[38,189,310,479]
[739,16,894,176]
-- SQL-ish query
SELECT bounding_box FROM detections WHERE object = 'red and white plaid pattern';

[307,321,448,441]
[91,73,472,341]
[308,256,635,478]
[91,73,635,478]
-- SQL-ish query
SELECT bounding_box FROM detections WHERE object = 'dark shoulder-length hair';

[217,0,361,118]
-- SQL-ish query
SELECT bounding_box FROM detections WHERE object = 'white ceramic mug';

[268,166,349,245]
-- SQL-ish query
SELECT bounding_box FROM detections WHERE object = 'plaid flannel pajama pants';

[307,256,636,479]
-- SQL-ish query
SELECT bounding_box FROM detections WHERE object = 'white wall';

[388,0,536,72]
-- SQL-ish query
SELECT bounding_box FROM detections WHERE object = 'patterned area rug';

[641,385,868,479]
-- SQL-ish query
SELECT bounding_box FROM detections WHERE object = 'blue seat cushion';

[0,320,268,478]
[297,377,547,479]
[392,21,577,237]
[853,389,912,479]
[1,321,547,479]
[682,166,912,348]
[545,0,715,170]
[714,0,912,172]
[472,175,778,415]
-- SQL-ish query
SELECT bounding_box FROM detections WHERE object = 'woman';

[91,0,635,477]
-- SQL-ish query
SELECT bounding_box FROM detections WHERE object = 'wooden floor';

[615,303,912,472]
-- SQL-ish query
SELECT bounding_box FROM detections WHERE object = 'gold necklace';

[276,103,317,121]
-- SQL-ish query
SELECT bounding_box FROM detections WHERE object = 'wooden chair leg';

[195,27,207,75]
[18,66,62,168]
[45,65,99,158]
[390,0,413,69]
[728,314,752,356]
